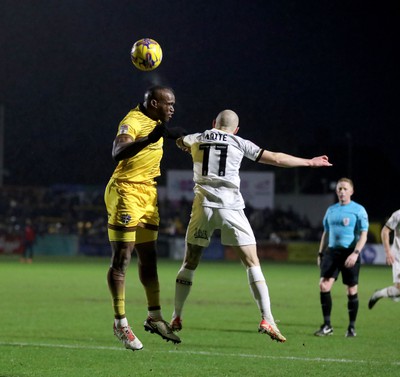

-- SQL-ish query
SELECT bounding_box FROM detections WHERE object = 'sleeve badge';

[119,124,129,134]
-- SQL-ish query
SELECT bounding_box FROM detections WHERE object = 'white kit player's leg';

[171,267,195,331]
[247,266,286,343]
[369,285,400,309]
[247,266,274,322]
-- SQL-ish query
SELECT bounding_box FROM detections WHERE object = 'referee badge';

[342,218,350,226]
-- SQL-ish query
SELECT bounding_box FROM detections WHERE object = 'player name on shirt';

[204,132,228,141]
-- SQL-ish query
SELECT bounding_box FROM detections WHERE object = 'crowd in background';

[0,185,322,244]
[158,195,319,242]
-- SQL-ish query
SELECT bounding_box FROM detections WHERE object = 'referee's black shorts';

[320,247,361,286]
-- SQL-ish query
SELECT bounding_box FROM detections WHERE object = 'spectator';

[21,219,36,263]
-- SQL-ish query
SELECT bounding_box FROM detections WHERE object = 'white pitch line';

[0,342,124,352]
[167,350,400,366]
[1,342,399,366]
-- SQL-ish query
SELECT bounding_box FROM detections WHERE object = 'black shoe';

[143,317,181,344]
[368,291,381,309]
[345,326,357,337]
[314,324,333,336]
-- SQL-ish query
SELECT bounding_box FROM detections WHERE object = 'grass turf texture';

[0,255,398,377]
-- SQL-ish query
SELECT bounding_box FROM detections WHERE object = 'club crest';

[120,214,132,225]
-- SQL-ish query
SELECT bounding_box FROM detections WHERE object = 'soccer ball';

[131,38,163,71]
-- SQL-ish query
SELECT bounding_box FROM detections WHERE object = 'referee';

[314,178,369,338]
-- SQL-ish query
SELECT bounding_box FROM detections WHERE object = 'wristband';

[354,249,360,255]
[318,252,323,257]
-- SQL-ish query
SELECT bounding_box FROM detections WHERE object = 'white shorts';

[185,201,256,247]
[393,251,400,283]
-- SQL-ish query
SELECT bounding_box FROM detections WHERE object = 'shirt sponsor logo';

[194,228,208,240]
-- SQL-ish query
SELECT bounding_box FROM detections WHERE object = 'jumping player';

[170,109,332,343]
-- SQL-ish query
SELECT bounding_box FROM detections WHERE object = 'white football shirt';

[182,129,263,209]
[385,209,400,256]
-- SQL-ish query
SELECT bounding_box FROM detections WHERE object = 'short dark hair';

[144,85,174,103]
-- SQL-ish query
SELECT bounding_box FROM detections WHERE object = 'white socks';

[115,317,128,328]
[247,266,274,323]
[173,266,275,323]
[173,267,195,319]
[377,285,400,299]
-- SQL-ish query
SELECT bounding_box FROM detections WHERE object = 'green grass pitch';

[0,255,398,377]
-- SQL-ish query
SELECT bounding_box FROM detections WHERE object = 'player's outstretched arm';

[112,124,166,162]
[381,226,395,265]
[307,155,332,167]
[176,137,191,154]
[166,127,188,140]
[112,134,150,162]
[258,151,332,168]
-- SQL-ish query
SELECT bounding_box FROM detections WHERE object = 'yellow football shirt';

[111,105,163,182]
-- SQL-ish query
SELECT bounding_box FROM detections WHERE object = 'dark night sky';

[1,0,399,219]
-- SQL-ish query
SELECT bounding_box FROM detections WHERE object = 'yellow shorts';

[104,179,159,243]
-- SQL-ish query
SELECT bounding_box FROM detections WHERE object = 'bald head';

[214,110,239,133]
